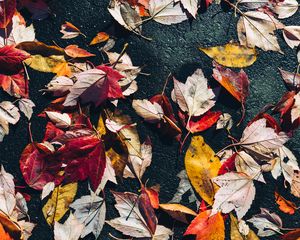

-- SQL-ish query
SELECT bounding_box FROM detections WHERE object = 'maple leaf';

[237,11,284,52]
[0,0,16,28]
[212,172,256,220]
[53,129,106,191]
[0,45,29,73]
[171,68,215,117]
[184,210,225,240]
[0,70,27,98]
[18,98,35,120]
[239,118,289,158]
[0,101,20,141]
[63,66,124,107]
[70,192,106,238]
[54,213,84,240]
[248,208,283,237]
[107,191,173,239]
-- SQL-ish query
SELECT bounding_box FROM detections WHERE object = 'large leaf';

[185,136,221,205]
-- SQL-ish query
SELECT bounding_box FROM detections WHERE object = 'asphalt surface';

[0,0,300,239]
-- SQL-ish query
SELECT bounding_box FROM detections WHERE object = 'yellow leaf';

[199,43,257,68]
[230,214,259,240]
[185,136,221,205]
[96,114,106,137]
[42,183,77,225]
[24,55,67,73]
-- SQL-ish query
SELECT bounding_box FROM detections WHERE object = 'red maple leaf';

[0,45,29,73]
[0,69,28,98]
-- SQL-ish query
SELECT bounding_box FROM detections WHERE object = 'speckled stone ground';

[0,0,300,239]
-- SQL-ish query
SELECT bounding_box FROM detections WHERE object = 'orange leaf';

[0,211,22,240]
[90,32,110,45]
[52,62,72,77]
[65,45,95,58]
[275,192,296,215]
[184,210,225,240]
[145,186,160,209]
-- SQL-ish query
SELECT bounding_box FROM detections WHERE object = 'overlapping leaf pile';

[0,0,300,239]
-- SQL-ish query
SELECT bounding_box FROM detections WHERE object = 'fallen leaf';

[230,214,259,240]
[180,0,198,18]
[216,113,233,130]
[184,210,225,240]
[0,70,27,98]
[64,45,95,58]
[283,26,300,49]
[159,203,197,223]
[212,172,255,220]
[60,21,83,39]
[248,208,283,237]
[171,69,215,117]
[0,0,16,28]
[187,111,222,133]
[185,135,221,205]
[200,43,257,68]
[45,111,71,129]
[18,98,35,120]
[90,32,109,45]
[54,213,84,240]
[63,66,123,107]
[70,192,106,238]
[42,183,78,225]
[107,191,172,239]
[132,99,164,123]
[275,192,296,215]
[0,45,29,73]
[149,0,188,25]
[281,228,300,240]
[273,0,298,19]
[237,11,284,52]
[44,76,74,97]
[279,68,300,90]
[0,101,20,141]
[41,182,55,200]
